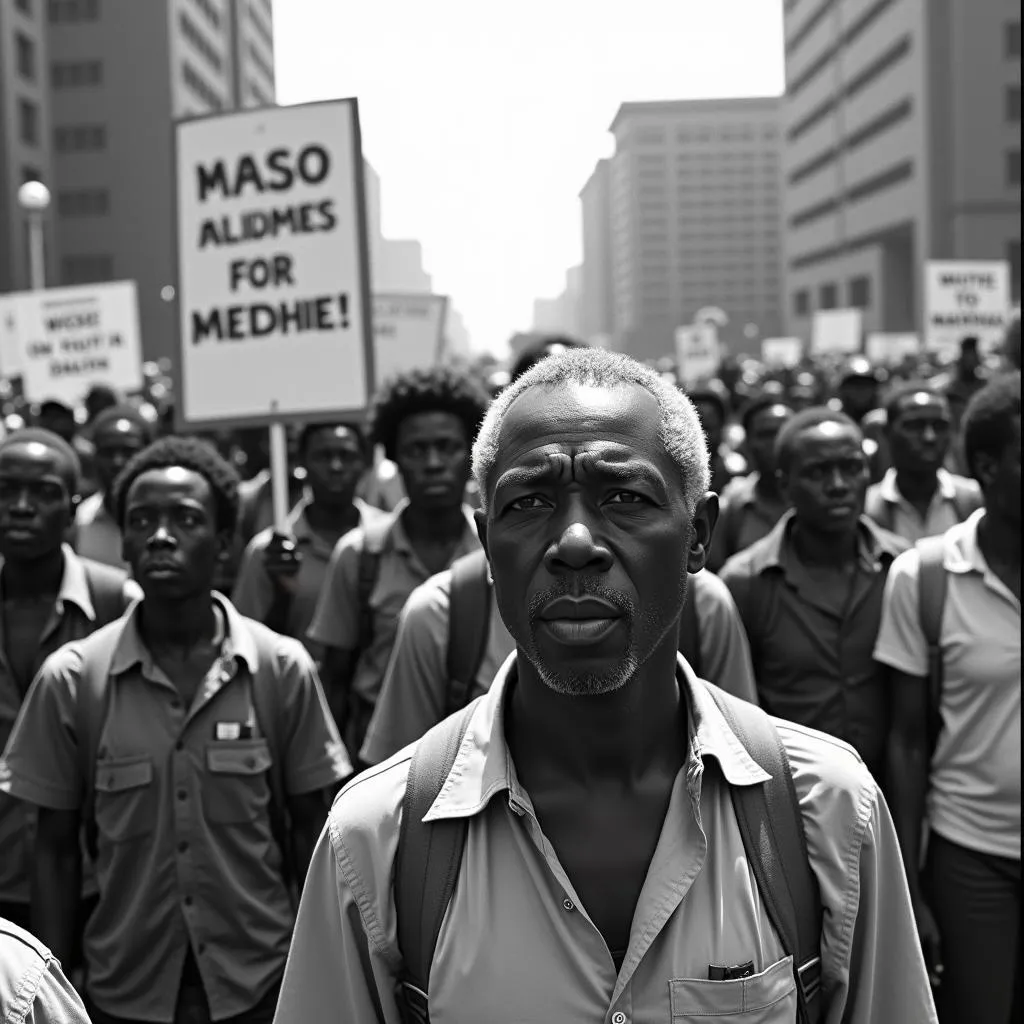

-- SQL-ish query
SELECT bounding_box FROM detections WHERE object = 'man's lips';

[539,596,622,621]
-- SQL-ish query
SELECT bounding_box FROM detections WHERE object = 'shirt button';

[184,896,193,907]
[177,789,188,801]
[562,898,575,912]
[612,1013,627,1024]
[178,841,189,853]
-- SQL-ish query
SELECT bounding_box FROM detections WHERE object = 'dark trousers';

[925,831,1021,1024]
[85,948,280,1024]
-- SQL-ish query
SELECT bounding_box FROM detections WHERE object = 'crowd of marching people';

[0,315,1019,1023]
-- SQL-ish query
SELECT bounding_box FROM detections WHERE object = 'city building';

[374,237,433,294]
[531,264,582,337]
[579,158,615,341]
[782,0,1022,339]
[593,98,783,363]
[0,0,57,295]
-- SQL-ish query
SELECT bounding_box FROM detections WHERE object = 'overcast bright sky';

[274,1,785,354]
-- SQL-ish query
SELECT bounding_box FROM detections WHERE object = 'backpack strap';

[356,515,396,656]
[74,619,131,861]
[705,684,823,1024]
[915,536,948,758]
[82,558,134,627]
[445,550,492,717]
[677,579,702,678]
[393,702,478,1024]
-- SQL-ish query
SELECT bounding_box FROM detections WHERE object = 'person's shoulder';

[0,917,51,963]
[0,918,55,1000]
[235,613,314,670]
[690,567,732,603]
[864,518,911,559]
[717,530,775,581]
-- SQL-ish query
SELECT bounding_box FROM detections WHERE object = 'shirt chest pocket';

[670,956,797,1022]
[203,740,273,825]
[94,756,156,843]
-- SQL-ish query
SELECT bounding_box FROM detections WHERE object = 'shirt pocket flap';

[206,740,273,776]
[670,955,795,1017]
[94,757,154,793]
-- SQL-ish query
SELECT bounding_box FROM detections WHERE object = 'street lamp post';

[17,180,51,292]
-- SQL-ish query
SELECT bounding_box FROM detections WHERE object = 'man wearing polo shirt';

[232,422,385,653]
[308,367,490,753]
[864,383,981,544]
[1,437,349,1024]
[277,349,934,1022]
[720,407,908,782]
[0,429,137,934]
[880,372,1021,1024]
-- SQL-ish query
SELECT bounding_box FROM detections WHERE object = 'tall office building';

[579,158,615,341]
[36,0,275,365]
[0,0,57,295]
[782,0,1021,338]
[594,98,783,363]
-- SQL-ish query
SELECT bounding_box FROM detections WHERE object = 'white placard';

[674,323,720,386]
[811,308,862,355]
[761,336,803,368]
[174,99,372,428]
[6,282,142,405]
[924,260,1011,357]
[372,293,448,389]
[865,332,921,365]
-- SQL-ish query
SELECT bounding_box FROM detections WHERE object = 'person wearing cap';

[74,406,154,572]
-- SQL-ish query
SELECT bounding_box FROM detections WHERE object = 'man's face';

[780,422,869,535]
[747,404,793,476]
[122,467,225,600]
[976,414,1022,529]
[395,411,471,512]
[693,399,725,455]
[303,426,366,508]
[838,378,878,422]
[94,419,148,494]
[0,442,76,562]
[480,382,711,697]
[887,393,952,475]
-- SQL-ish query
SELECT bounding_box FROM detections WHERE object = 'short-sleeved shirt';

[874,510,1021,860]
[275,656,937,1024]
[0,918,91,1024]
[72,492,128,573]
[359,567,760,766]
[0,546,136,904]
[0,595,349,1023]
[231,497,386,656]
[720,511,908,779]
[707,473,789,572]
[864,468,981,544]
[306,503,480,705]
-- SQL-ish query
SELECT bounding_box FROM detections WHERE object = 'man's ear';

[474,508,489,556]
[687,492,719,573]
[972,452,995,490]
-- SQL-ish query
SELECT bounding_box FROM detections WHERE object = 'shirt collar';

[0,544,97,622]
[941,508,988,575]
[109,593,258,676]
[422,654,769,825]
[386,500,478,558]
[878,467,957,504]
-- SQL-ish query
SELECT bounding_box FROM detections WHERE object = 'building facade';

[579,158,615,341]
[782,0,1021,339]
[597,98,783,363]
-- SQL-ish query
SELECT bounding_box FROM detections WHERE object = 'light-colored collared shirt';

[874,510,1021,860]
[72,492,127,572]
[231,497,386,655]
[0,546,136,904]
[0,595,349,1023]
[307,503,481,705]
[0,918,91,1024]
[864,468,981,544]
[720,511,907,779]
[360,567,759,765]
[275,656,936,1024]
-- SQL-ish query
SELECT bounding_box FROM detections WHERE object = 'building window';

[179,11,223,72]
[793,289,810,317]
[58,188,109,217]
[181,60,223,110]
[1006,21,1021,58]
[19,101,39,145]
[1009,149,1021,187]
[16,33,36,80]
[1008,86,1022,122]
[49,0,99,21]
[849,275,871,308]
[54,124,107,152]
[819,282,838,309]
[61,254,113,284]
[52,60,103,88]
[249,2,275,50]
[247,41,274,82]
[194,0,221,29]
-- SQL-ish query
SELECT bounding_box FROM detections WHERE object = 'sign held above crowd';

[674,323,720,387]
[174,98,373,430]
[924,260,1011,357]
[372,293,448,389]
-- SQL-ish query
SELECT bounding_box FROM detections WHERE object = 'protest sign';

[811,308,862,355]
[761,336,803,368]
[924,261,1011,356]
[372,293,448,389]
[865,332,920,365]
[674,323,720,386]
[174,98,373,429]
[6,282,142,405]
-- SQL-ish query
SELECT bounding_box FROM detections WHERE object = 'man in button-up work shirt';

[276,348,935,1022]
[307,367,489,754]
[720,407,907,782]
[1,437,350,1024]
[0,429,138,936]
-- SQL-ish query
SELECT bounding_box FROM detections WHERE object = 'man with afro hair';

[308,366,489,756]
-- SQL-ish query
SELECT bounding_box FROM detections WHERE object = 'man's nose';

[147,522,175,547]
[545,522,614,574]
[921,423,937,443]
[11,488,35,514]
[826,466,850,491]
